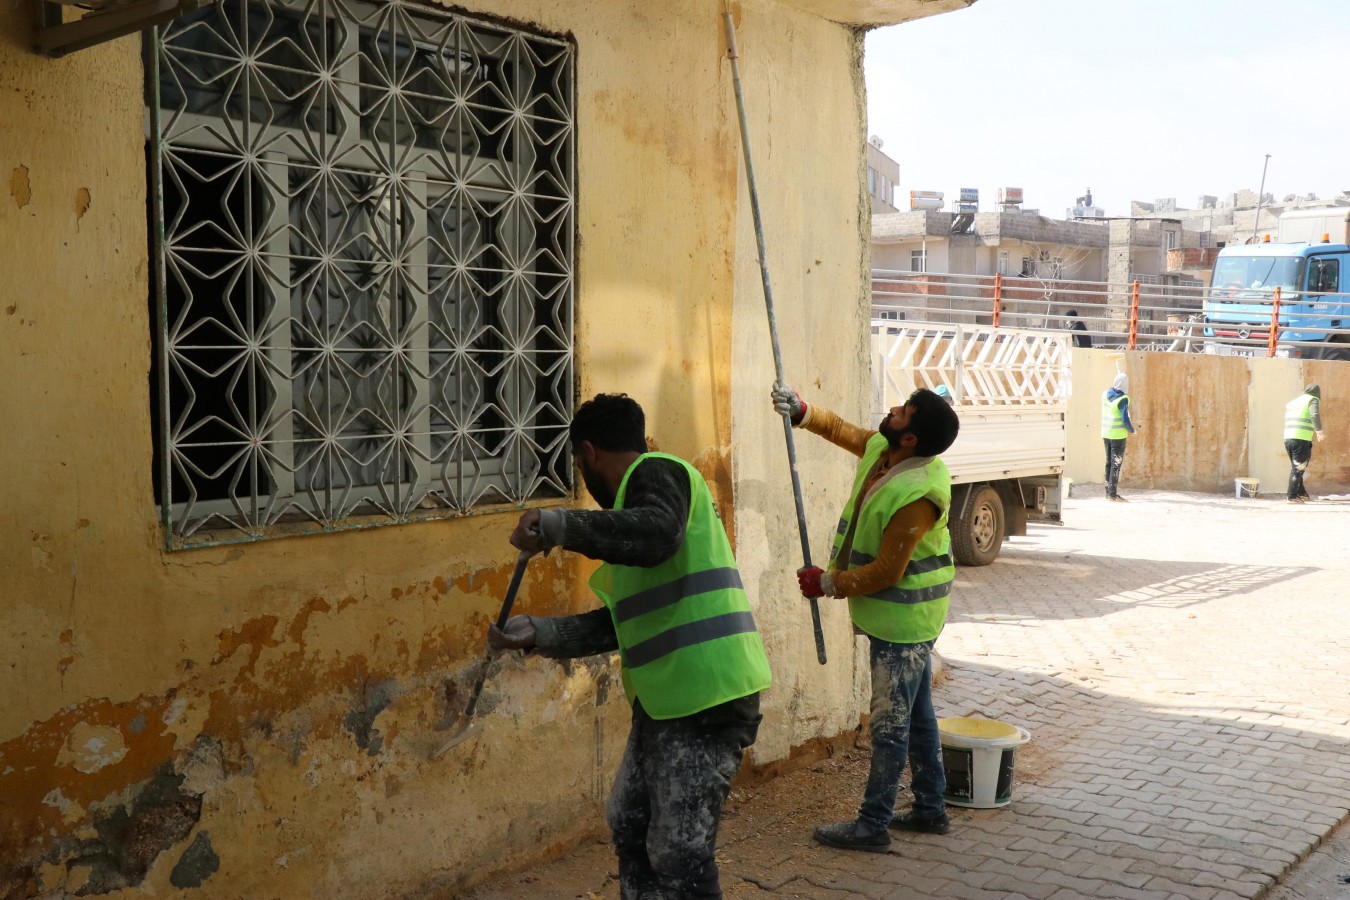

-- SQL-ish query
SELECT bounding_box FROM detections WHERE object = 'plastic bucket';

[938,717,1031,809]
[1234,477,1259,499]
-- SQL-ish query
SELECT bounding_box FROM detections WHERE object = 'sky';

[864,0,1350,219]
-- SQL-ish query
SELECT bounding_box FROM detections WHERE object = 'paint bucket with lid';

[938,717,1031,809]
[1234,477,1259,499]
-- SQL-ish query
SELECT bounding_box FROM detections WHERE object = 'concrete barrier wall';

[1067,351,1350,497]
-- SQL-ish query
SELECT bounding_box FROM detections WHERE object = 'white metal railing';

[871,322,1070,416]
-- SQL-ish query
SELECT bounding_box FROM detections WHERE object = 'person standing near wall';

[1284,383,1325,503]
[492,393,772,899]
[1102,372,1136,502]
[770,382,960,853]
[1066,309,1092,348]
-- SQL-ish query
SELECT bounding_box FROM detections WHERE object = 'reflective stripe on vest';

[624,610,759,668]
[849,549,956,588]
[589,453,772,720]
[1284,395,1315,441]
[613,567,743,623]
[830,433,953,644]
[1102,393,1129,439]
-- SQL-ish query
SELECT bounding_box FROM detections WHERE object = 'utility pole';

[1251,153,1272,242]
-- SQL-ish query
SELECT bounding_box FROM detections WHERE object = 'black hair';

[906,388,961,457]
[569,393,648,454]
[1066,309,1078,317]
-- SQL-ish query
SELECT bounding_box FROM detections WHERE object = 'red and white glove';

[798,566,832,599]
[771,382,807,425]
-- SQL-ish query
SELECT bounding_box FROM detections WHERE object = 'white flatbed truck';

[871,322,1068,565]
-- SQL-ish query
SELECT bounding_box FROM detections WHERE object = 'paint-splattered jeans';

[1103,438,1128,498]
[608,695,761,900]
[1285,438,1312,499]
[858,637,945,831]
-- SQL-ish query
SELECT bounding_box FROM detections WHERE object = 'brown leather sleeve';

[799,403,874,458]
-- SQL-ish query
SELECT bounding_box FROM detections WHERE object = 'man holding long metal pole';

[772,384,960,852]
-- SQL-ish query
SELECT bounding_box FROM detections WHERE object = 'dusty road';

[456,489,1350,899]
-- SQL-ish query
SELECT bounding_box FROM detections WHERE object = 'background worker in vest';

[492,393,771,899]
[770,383,960,853]
[1102,372,1137,502]
[1284,384,1325,503]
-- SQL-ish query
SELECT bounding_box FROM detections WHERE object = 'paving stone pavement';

[458,490,1350,899]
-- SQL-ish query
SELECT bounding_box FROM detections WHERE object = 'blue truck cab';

[1203,235,1350,360]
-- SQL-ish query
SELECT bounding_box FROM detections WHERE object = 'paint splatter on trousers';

[607,696,761,900]
[1103,438,1127,498]
[858,637,945,830]
[1285,438,1312,499]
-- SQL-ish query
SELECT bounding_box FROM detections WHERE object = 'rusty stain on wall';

[74,186,91,227]
[10,164,31,207]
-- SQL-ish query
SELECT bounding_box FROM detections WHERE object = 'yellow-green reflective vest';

[830,433,953,645]
[1284,394,1316,441]
[588,453,772,720]
[1101,393,1129,439]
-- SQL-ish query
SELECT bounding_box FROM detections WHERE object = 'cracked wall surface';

[1,0,902,895]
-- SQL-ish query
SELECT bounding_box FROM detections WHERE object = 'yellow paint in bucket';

[938,717,1030,809]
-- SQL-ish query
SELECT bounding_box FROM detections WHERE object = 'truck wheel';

[953,484,1004,567]
[1320,346,1350,361]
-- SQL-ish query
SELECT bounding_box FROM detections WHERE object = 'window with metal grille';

[146,0,575,548]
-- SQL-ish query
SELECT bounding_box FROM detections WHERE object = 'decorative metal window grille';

[146,0,575,548]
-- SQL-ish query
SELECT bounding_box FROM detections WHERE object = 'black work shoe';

[813,820,891,853]
[889,810,951,835]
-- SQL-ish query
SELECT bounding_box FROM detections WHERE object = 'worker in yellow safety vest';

[771,382,960,853]
[492,393,771,898]
[1101,372,1137,502]
[1283,384,1325,503]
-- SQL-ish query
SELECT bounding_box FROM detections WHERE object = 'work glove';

[488,614,537,652]
[771,382,807,425]
[1316,430,1326,443]
[797,565,826,599]
[509,513,551,555]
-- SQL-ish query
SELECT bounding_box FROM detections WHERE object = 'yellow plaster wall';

[0,0,898,895]
[1066,350,1350,497]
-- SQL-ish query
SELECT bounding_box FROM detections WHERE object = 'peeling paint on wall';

[10,164,31,207]
[74,186,91,223]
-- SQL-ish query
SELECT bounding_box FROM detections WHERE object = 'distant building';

[866,136,900,214]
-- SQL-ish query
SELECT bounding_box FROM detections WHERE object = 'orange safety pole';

[992,273,1003,328]
[1128,280,1141,349]
[1267,287,1282,358]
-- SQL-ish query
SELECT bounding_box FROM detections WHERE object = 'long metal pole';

[723,10,827,665]
[1251,153,1271,243]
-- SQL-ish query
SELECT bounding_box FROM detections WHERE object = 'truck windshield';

[1212,256,1303,293]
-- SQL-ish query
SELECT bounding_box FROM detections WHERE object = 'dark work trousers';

[1103,437,1128,498]
[608,695,761,900]
[1285,438,1313,499]
[858,638,945,830]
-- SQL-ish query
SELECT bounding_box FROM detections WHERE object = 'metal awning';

[34,0,212,57]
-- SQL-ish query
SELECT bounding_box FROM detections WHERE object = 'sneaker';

[813,820,891,853]
[1109,495,1128,503]
[889,810,951,835]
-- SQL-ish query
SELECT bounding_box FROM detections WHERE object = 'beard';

[878,413,910,450]
[580,461,617,509]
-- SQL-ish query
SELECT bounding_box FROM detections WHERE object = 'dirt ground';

[455,715,1078,899]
